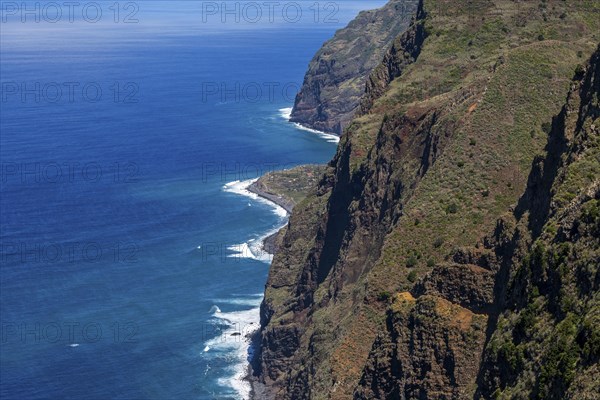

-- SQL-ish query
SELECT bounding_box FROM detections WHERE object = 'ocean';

[0,1,385,399]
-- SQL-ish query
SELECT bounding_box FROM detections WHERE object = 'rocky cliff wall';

[255,1,600,398]
[290,0,419,135]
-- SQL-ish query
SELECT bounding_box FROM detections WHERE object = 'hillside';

[253,0,600,398]
[356,43,599,400]
[290,0,419,135]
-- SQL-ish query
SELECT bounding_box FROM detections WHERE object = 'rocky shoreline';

[239,165,327,399]
[247,165,326,255]
[247,182,294,214]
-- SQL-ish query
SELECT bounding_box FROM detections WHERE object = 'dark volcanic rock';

[414,263,496,313]
[355,293,488,400]
[290,0,419,135]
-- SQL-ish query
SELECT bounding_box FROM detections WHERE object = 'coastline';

[279,107,341,144]
[221,178,289,399]
[227,114,332,399]
[226,166,327,399]
[247,181,294,214]
[246,179,293,255]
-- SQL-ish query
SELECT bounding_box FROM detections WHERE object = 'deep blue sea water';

[0,1,385,398]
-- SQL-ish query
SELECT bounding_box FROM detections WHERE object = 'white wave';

[209,305,222,314]
[279,107,293,120]
[226,219,287,264]
[211,295,263,309]
[69,343,79,348]
[212,297,265,306]
[223,178,287,218]
[278,107,340,143]
[292,122,340,143]
[204,303,262,400]
[227,241,272,263]
[203,345,210,352]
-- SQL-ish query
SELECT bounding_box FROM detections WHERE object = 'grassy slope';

[307,0,599,397]
[252,165,327,207]
[479,45,599,399]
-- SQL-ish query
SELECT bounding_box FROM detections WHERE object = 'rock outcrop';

[254,0,600,398]
[356,43,600,400]
[290,0,419,135]
[474,44,600,400]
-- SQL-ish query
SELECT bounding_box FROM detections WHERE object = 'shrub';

[582,200,599,223]
[433,237,444,248]
[514,304,537,340]
[377,291,391,302]
[406,256,418,268]
[407,270,418,283]
[538,314,580,397]
[497,340,525,373]
[541,121,552,134]
[427,258,435,268]
[574,64,585,79]
[446,203,459,214]
[469,138,477,146]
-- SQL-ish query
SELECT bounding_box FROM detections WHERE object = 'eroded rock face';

[255,0,600,397]
[290,0,419,135]
[414,263,496,314]
[355,294,488,400]
[474,46,600,400]
[357,45,600,400]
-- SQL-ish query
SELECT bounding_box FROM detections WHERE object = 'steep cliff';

[255,0,600,398]
[356,44,600,400]
[474,44,600,400]
[290,0,419,135]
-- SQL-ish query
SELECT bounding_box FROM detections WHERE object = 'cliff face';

[474,45,600,400]
[356,45,600,400]
[290,0,419,135]
[256,0,600,398]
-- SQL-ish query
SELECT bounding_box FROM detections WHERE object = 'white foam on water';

[212,297,266,306]
[278,107,340,143]
[279,107,293,120]
[204,298,262,400]
[227,240,272,263]
[226,218,288,264]
[223,178,287,218]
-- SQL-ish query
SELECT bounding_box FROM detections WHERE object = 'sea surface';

[0,1,385,399]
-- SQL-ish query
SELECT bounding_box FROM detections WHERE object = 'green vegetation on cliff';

[254,1,600,399]
[249,165,327,212]
[290,0,419,134]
